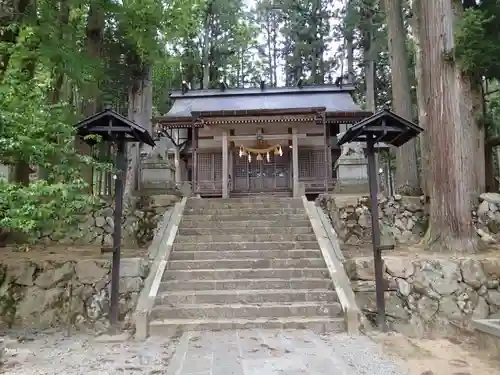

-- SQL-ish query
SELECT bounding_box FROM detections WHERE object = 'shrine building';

[152,83,372,198]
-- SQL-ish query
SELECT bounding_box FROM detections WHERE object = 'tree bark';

[123,64,153,209]
[346,35,354,83]
[271,12,278,86]
[411,4,430,196]
[385,0,420,194]
[414,0,483,252]
[201,1,212,89]
[77,0,105,193]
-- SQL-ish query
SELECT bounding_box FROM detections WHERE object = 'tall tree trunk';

[123,64,153,208]
[365,60,376,111]
[344,0,355,84]
[411,5,430,196]
[414,0,483,252]
[201,1,212,89]
[271,15,278,86]
[385,0,420,194]
[265,18,273,86]
[364,35,376,110]
[77,0,105,193]
[346,35,354,83]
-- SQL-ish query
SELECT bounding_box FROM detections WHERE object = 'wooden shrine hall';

[153,83,370,198]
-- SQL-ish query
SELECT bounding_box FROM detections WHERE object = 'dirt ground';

[345,241,500,374]
[369,331,500,375]
[342,242,500,260]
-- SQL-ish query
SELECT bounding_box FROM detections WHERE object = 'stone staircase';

[149,196,345,333]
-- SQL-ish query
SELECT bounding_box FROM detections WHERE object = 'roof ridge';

[170,84,356,99]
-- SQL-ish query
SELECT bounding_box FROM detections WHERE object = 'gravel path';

[1,329,408,375]
[1,331,178,375]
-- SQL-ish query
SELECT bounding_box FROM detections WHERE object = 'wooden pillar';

[292,128,299,197]
[229,147,233,193]
[174,147,181,184]
[222,130,229,198]
[192,123,197,194]
[323,113,328,192]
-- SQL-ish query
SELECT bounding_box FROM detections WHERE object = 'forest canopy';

[0,0,499,251]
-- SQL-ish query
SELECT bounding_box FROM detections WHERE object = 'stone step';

[162,268,330,281]
[183,208,305,216]
[151,301,343,320]
[185,201,304,209]
[230,192,293,198]
[172,241,320,251]
[178,219,312,229]
[159,278,334,292]
[169,249,322,261]
[189,197,299,203]
[166,258,326,271]
[149,316,345,335]
[175,233,317,243]
[180,214,308,222]
[156,289,337,305]
[177,226,314,236]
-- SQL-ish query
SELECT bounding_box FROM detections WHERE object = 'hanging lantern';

[278,145,283,157]
[248,153,252,162]
[256,153,263,161]
[239,145,247,157]
[274,147,280,156]
[266,152,270,162]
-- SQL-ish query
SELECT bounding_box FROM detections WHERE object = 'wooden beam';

[213,134,308,142]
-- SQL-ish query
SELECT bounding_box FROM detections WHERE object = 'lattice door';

[261,151,290,190]
[234,152,249,191]
[197,153,213,182]
[298,149,325,179]
[233,150,290,192]
[213,153,222,182]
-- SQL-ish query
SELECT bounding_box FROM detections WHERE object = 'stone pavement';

[166,329,407,375]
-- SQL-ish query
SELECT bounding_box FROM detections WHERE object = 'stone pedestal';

[335,155,369,194]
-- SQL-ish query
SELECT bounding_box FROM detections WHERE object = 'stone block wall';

[42,194,178,248]
[345,256,500,337]
[318,192,500,246]
[0,258,148,330]
[317,194,428,245]
[474,193,500,244]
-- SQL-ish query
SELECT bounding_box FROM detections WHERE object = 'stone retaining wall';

[0,258,148,331]
[317,194,428,245]
[345,256,500,337]
[43,195,178,248]
[318,192,500,246]
[474,193,500,244]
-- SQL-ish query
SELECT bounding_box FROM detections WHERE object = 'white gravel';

[1,331,178,375]
[0,330,409,375]
[318,332,409,375]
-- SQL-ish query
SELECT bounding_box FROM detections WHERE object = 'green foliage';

[454,8,500,78]
[0,180,99,241]
[279,0,333,85]
[0,0,208,244]
[0,68,105,243]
